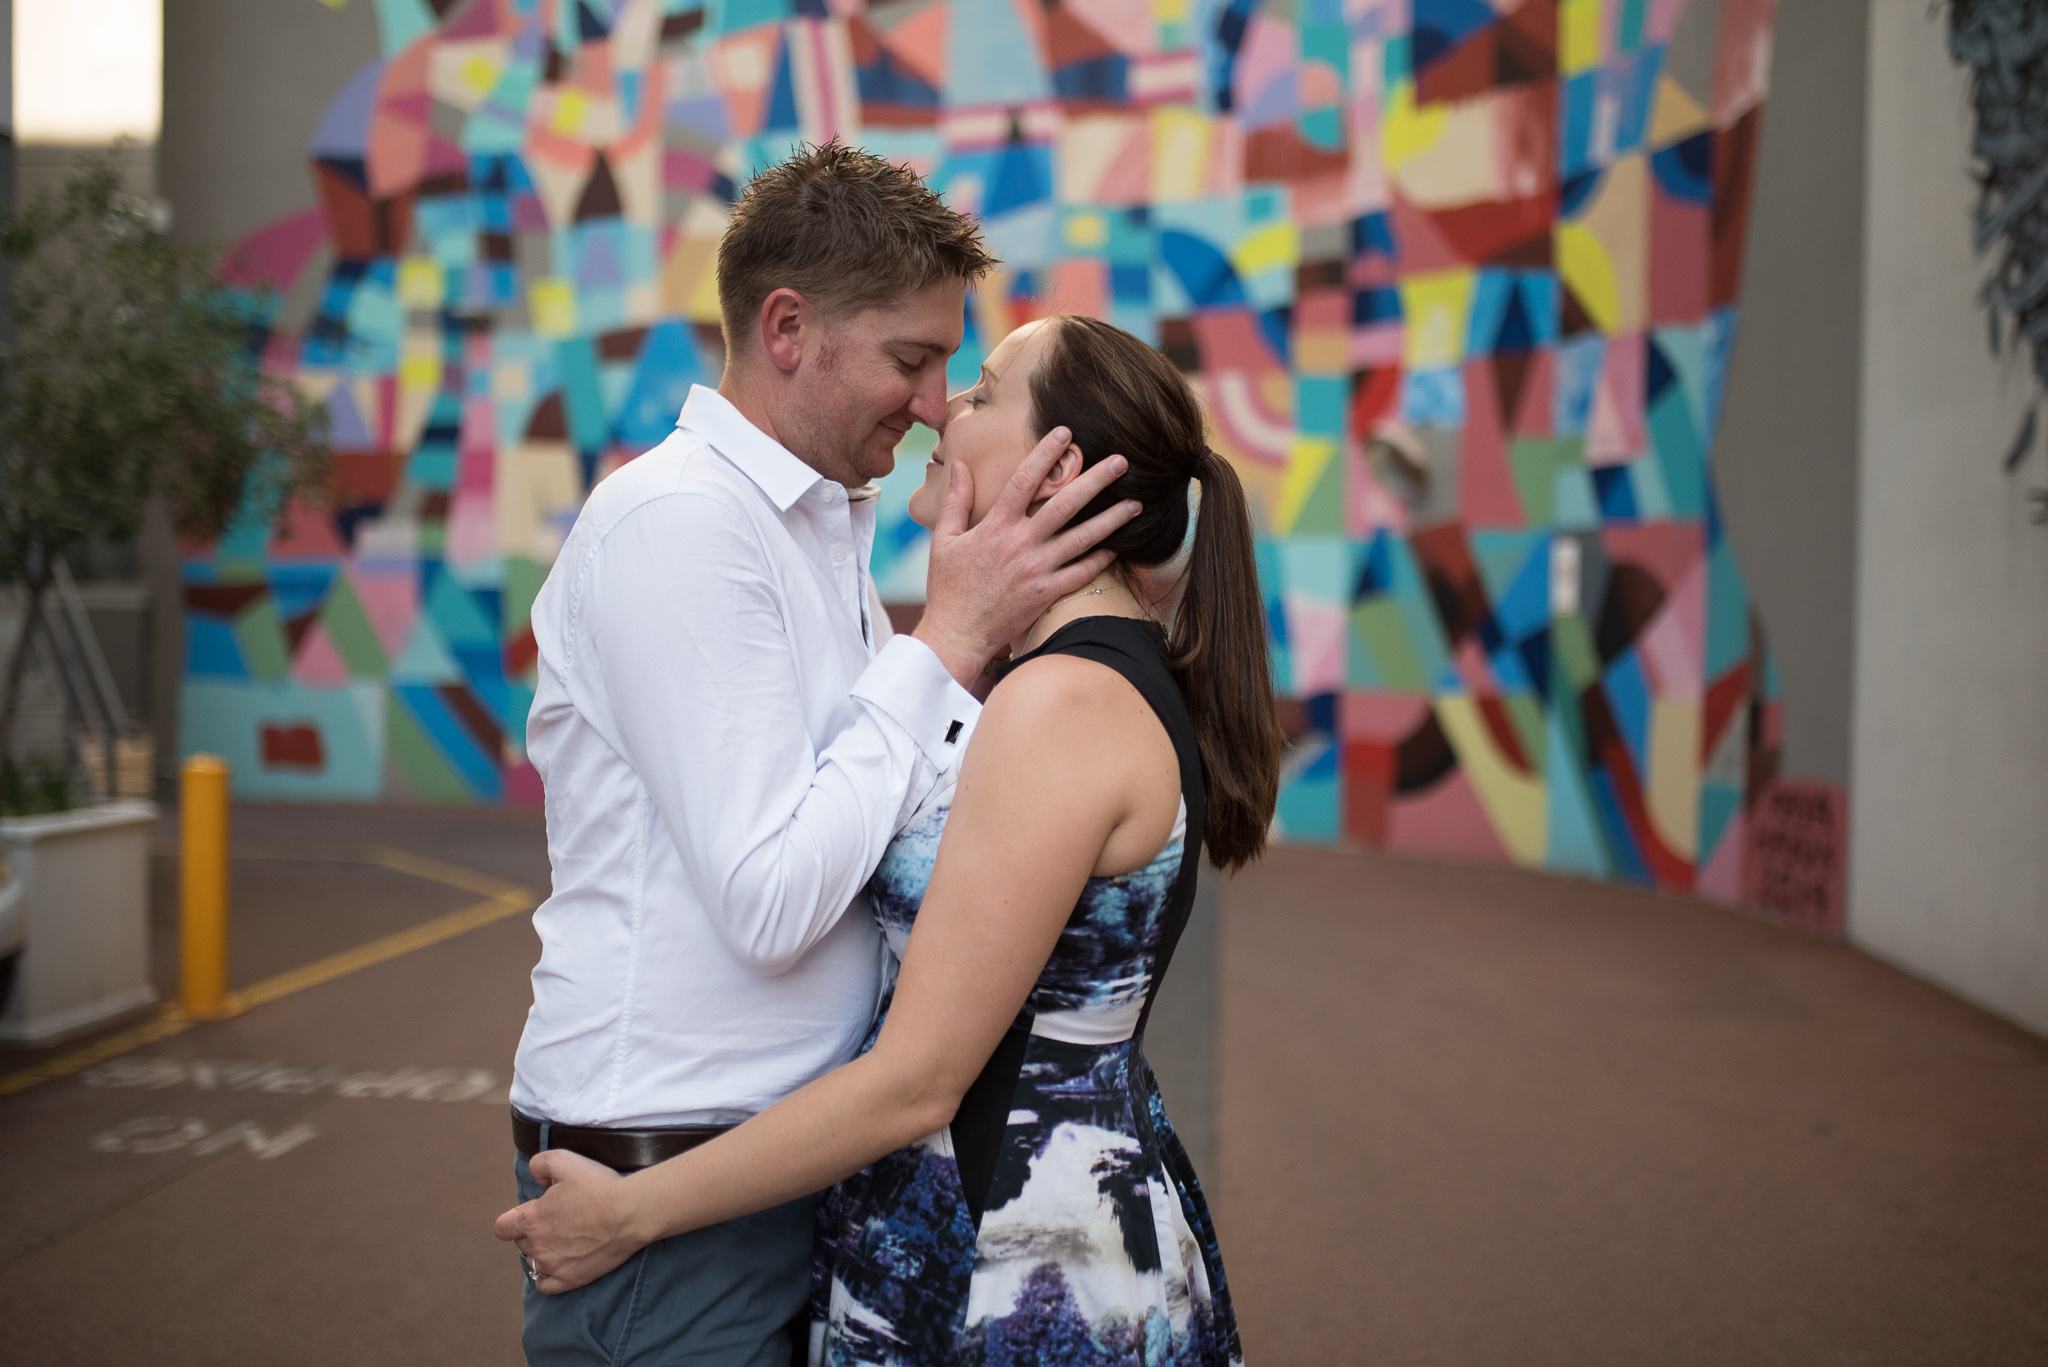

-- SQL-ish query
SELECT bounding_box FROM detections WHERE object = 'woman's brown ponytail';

[1168,450,1281,869]
[1026,316,1282,871]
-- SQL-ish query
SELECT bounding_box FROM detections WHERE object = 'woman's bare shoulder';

[985,647,1149,722]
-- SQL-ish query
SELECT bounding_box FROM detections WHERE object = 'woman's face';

[907,319,1074,530]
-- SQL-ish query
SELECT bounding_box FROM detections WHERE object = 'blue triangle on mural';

[426,568,497,648]
[1495,282,1535,354]
[1545,713,1611,875]
[1159,230,1247,311]
[1517,627,1552,705]
[764,40,800,133]
[391,617,463,682]
[985,141,1050,218]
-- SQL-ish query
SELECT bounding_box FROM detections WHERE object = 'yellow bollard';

[180,754,233,1020]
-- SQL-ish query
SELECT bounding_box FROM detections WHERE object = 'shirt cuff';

[850,633,982,773]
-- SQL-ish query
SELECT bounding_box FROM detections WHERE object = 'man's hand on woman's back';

[914,426,1141,690]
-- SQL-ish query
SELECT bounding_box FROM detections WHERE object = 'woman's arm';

[497,651,1172,1291]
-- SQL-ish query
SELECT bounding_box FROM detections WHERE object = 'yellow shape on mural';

[1573,155,1649,333]
[1154,0,1188,22]
[1559,0,1603,75]
[550,88,588,136]
[1233,220,1299,279]
[1380,80,1446,171]
[1063,210,1109,250]
[497,441,585,563]
[399,352,441,394]
[683,253,723,322]
[1649,76,1712,147]
[1273,437,1338,537]
[1647,699,1702,860]
[397,256,444,309]
[399,324,440,395]
[1150,107,1212,202]
[460,53,502,100]
[1399,268,1476,370]
[530,278,577,339]
[1555,224,1620,334]
[1436,697,1547,866]
[1388,93,1501,209]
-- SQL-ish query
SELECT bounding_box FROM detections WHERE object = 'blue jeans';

[515,1152,816,1366]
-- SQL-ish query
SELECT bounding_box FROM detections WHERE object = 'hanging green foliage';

[0,154,331,771]
[1949,0,2048,518]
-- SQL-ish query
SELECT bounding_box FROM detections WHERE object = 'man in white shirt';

[506,144,1139,1365]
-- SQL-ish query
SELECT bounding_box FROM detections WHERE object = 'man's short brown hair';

[716,140,997,350]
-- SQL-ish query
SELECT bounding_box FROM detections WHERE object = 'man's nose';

[911,371,951,432]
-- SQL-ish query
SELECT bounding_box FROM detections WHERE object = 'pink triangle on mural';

[1095,122,1151,205]
[1587,376,1632,465]
[441,0,505,40]
[1453,636,1500,695]
[269,497,348,560]
[1696,807,1745,902]
[1513,347,1555,435]
[1389,195,1466,273]
[1637,552,1707,698]
[1346,446,1409,535]
[1603,523,1704,592]
[1388,768,1511,861]
[369,117,429,198]
[1284,599,1347,697]
[351,568,418,658]
[1588,331,1646,465]
[1462,358,1527,527]
[294,621,352,686]
[881,3,950,89]
[425,136,468,180]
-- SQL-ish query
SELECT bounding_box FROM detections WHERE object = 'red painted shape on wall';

[261,724,326,772]
[1742,779,1847,935]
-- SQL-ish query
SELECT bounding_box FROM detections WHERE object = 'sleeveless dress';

[809,615,1244,1367]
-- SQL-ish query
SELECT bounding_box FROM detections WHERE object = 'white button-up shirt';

[511,386,978,1128]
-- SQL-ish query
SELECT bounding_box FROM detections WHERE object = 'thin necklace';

[1028,584,1108,639]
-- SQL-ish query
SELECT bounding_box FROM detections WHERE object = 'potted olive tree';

[0,158,326,1043]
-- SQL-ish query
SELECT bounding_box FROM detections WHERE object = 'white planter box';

[0,800,158,1046]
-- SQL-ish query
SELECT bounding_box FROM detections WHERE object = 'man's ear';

[759,288,807,374]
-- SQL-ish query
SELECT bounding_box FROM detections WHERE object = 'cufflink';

[944,721,963,744]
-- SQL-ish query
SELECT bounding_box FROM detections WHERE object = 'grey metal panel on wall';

[1710,0,1870,789]
[158,0,380,249]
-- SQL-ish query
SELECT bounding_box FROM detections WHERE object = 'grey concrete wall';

[158,0,378,249]
[151,0,379,793]
[1851,7,2048,1038]
[1710,0,1869,788]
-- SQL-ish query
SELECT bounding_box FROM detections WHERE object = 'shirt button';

[832,548,848,564]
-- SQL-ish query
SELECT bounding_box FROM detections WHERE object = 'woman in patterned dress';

[503,313,1282,1366]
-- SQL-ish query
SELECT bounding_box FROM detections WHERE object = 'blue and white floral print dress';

[809,616,1244,1367]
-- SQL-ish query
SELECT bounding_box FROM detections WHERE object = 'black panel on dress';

[948,615,1208,1232]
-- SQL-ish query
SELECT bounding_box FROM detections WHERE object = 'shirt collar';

[677,385,823,513]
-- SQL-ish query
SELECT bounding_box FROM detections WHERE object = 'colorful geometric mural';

[186,0,1783,906]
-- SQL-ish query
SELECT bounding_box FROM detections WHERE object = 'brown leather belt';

[512,1108,730,1173]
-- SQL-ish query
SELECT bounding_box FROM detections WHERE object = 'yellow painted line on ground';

[227,889,532,1012]
[0,1013,198,1097]
[0,850,538,1099]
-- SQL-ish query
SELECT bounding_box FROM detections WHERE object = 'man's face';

[785,279,968,488]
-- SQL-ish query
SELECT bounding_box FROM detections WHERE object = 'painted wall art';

[187,0,1787,909]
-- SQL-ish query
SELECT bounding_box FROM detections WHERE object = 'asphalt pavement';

[1,805,2042,1365]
